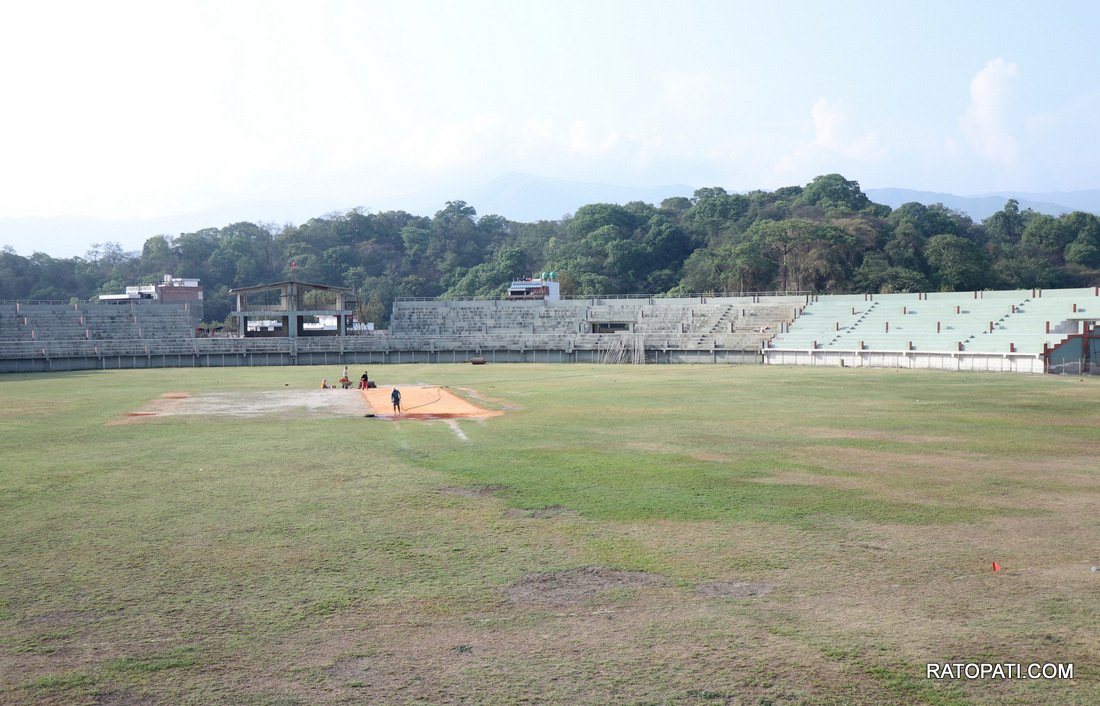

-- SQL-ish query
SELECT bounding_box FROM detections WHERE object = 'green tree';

[685,187,749,243]
[1061,212,1100,267]
[883,222,926,272]
[1022,214,1074,258]
[924,234,989,290]
[853,253,929,293]
[567,203,639,240]
[140,235,178,274]
[888,202,970,239]
[992,255,1067,289]
[0,248,35,299]
[750,219,857,291]
[983,199,1027,244]
[796,173,872,214]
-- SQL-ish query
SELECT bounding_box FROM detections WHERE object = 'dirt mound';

[503,566,666,607]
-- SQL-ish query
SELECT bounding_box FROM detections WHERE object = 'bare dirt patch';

[111,389,368,424]
[502,566,667,607]
[112,385,505,425]
[19,610,106,628]
[688,451,730,463]
[94,692,157,706]
[505,505,579,519]
[440,484,509,499]
[695,580,773,598]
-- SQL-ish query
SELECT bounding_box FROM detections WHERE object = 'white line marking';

[445,419,469,441]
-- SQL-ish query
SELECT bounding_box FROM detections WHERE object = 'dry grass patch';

[504,505,580,519]
[225,593,929,706]
[439,484,509,499]
[804,426,961,445]
[502,566,669,607]
[695,580,774,598]
[749,470,867,490]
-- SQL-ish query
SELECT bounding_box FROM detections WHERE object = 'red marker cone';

[992,561,1001,572]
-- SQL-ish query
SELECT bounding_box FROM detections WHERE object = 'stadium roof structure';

[228,280,358,338]
[228,280,353,296]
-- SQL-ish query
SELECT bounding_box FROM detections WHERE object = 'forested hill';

[2,174,1099,327]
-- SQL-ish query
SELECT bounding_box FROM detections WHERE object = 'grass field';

[1,363,1098,705]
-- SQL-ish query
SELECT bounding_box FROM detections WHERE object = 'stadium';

[1,277,1099,374]
[2,282,1098,705]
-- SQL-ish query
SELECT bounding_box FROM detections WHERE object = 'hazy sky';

[3,0,1099,256]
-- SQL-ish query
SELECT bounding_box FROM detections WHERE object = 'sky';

[2,0,1100,257]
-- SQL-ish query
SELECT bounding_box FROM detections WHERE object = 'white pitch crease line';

[445,419,469,441]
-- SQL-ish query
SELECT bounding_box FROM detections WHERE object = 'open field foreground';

[1,364,1098,705]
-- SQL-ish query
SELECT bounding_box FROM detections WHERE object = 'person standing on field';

[391,387,401,414]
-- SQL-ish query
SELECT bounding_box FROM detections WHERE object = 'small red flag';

[992,561,1000,572]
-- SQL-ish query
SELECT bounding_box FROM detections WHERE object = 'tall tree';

[924,234,990,290]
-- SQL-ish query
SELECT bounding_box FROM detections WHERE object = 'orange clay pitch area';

[112,385,502,422]
[364,385,502,419]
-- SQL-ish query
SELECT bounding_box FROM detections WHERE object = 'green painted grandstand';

[766,287,1100,374]
[771,288,1096,354]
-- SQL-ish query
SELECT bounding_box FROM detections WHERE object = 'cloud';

[959,58,1019,166]
[773,98,886,180]
[567,121,623,157]
[659,70,730,118]
[811,98,845,151]
[811,98,884,160]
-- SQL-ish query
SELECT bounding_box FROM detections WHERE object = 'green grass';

[1,364,1098,705]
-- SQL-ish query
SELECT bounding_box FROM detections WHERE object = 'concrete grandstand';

[765,287,1100,374]
[1,288,1097,374]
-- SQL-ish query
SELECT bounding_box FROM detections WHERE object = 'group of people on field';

[322,366,401,413]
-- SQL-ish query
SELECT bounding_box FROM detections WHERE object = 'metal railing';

[394,290,809,303]
[0,331,776,359]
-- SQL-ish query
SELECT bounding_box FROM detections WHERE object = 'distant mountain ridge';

[465,173,696,222]
[389,172,696,223]
[864,188,1100,221]
[5,172,1100,259]
[450,174,1100,223]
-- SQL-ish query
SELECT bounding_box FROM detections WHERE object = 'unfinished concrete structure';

[228,281,357,338]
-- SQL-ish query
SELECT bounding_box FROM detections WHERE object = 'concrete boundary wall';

[0,344,761,373]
